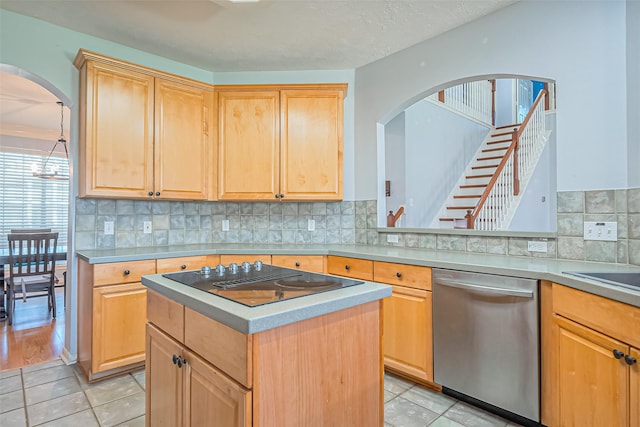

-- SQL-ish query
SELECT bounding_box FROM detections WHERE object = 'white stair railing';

[429,80,494,125]
[469,90,548,230]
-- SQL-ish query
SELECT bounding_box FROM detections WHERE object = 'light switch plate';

[584,221,617,241]
[104,221,114,235]
[143,221,152,234]
[222,219,230,232]
[307,219,315,231]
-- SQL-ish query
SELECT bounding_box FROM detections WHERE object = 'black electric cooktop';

[163,262,364,307]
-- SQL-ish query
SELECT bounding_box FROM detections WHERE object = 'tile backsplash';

[75,187,640,266]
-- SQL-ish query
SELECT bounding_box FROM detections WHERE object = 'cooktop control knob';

[228,263,239,274]
[215,264,226,275]
[201,266,212,276]
[241,261,252,272]
[254,260,263,271]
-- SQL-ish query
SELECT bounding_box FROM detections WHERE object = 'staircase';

[437,125,520,228]
[434,88,550,230]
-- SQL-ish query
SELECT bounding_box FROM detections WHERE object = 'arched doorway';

[0,65,75,369]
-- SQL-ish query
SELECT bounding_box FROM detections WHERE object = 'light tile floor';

[1,359,522,426]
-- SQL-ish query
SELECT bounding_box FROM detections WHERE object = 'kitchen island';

[141,270,391,427]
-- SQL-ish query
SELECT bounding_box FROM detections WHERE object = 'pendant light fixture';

[32,101,69,181]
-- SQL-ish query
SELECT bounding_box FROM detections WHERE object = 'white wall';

[495,79,515,127]
[403,100,488,227]
[384,113,406,220]
[355,1,629,199]
[628,0,640,187]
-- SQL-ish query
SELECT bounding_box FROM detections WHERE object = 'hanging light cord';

[39,101,68,175]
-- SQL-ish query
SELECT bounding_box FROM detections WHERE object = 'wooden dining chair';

[6,231,59,325]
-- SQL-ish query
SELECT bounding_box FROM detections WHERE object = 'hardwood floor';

[0,287,65,372]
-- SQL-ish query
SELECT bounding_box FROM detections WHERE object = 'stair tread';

[446,206,476,210]
[472,164,499,169]
[477,155,503,161]
[495,123,521,130]
[453,195,482,198]
[466,174,493,179]
[491,131,515,137]
[487,138,511,145]
[482,147,509,153]
[460,184,487,188]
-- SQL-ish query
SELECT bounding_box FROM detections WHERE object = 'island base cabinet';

[146,324,183,427]
[252,301,383,427]
[146,324,251,427]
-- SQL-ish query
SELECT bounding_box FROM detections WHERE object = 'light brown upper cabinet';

[216,84,347,201]
[74,49,213,200]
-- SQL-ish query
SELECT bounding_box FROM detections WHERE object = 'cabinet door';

[80,61,154,198]
[218,91,280,200]
[92,283,147,373]
[155,79,212,200]
[555,316,630,427]
[383,285,433,382]
[280,89,344,200]
[146,324,183,427]
[631,347,639,427]
[184,349,251,427]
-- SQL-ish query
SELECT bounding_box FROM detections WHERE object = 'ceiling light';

[32,101,69,181]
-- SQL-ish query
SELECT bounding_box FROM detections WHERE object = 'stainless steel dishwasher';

[433,269,540,426]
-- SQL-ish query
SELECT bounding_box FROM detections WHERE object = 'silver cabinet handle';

[435,278,533,298]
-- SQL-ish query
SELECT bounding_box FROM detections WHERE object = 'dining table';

[0,247,67,321]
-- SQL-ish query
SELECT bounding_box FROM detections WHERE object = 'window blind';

[0,151,69,250]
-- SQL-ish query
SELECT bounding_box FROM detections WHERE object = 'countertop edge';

[79,244,640,308]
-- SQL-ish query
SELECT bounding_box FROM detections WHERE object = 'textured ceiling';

[1,0,517,72]
[1,0,517,144]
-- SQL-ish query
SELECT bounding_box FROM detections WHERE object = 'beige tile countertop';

[77,243,640,308]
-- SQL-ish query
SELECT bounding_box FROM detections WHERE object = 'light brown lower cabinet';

[78,259,155,381]
[146,324,250,427]
[375,262,433,384]
[546,283,640,427]
[92,283,147,373]
[146,289,383,426]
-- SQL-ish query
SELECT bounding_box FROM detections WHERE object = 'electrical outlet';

[104,221,114,235]
[307,219,315,231]
[222,219,230,232]
[386,234,399,243]
[527,241,547,253]
[584,221,617,241]
[143,221,152,234]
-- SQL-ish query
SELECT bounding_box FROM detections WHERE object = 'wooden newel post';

[513,129,520,195]
[465,209,474,229]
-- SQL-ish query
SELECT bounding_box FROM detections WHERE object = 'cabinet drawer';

[271,255,324,273]
[147,289,185,342]
[553,283,640,348]
[374,262,431,290]
[93,259,157,286]
[326,256,373,281]
[156,256,209,273]
[184,308,253,388]
[219,254,271,265]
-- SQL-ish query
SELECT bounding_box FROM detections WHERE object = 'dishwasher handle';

[435,278,534,298]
